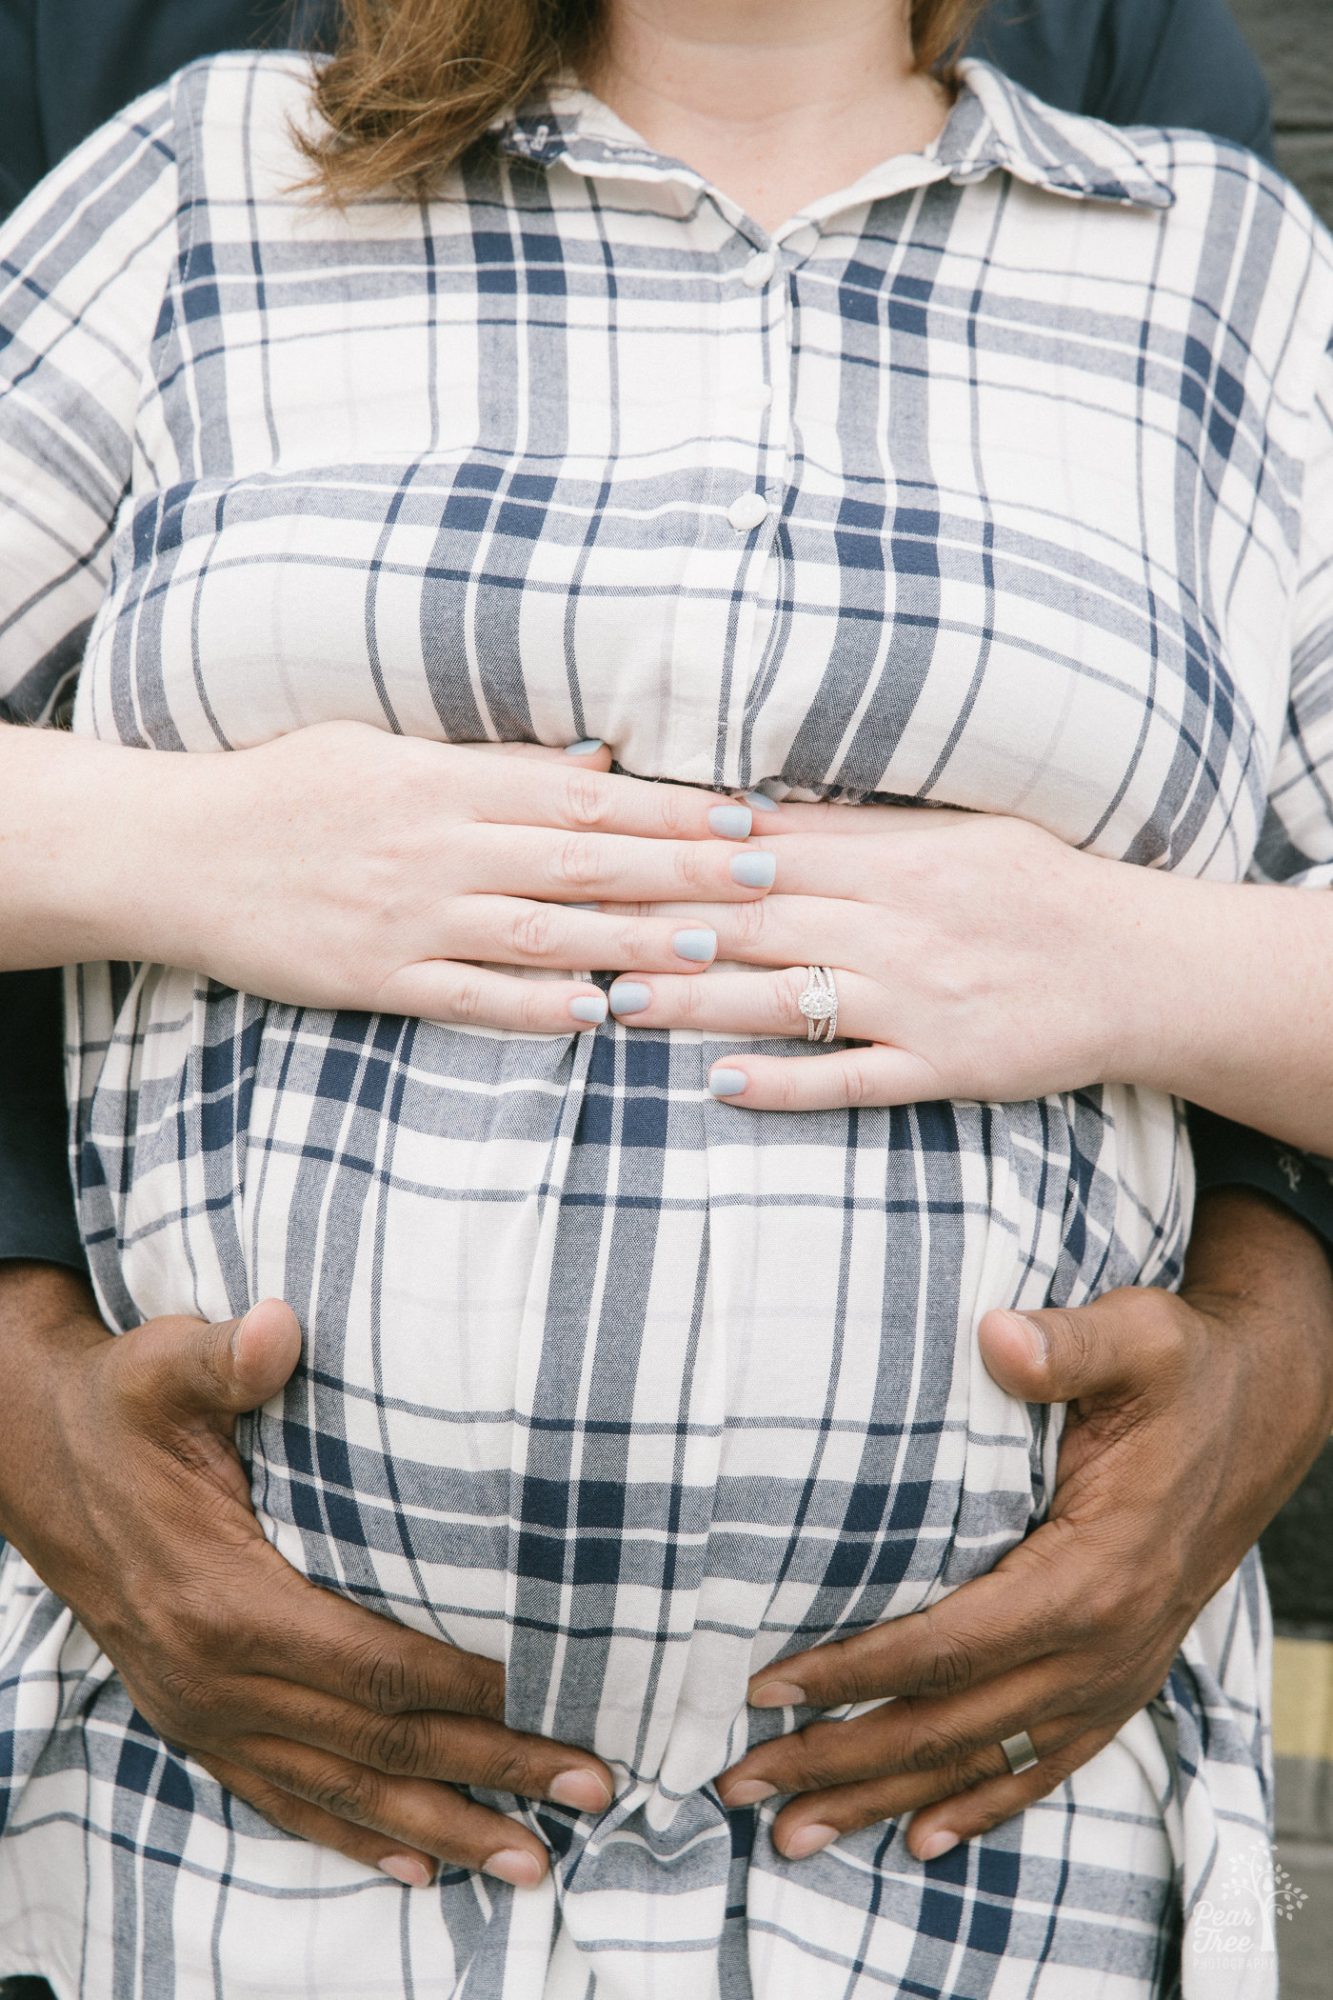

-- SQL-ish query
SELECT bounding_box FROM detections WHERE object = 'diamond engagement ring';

[999,1730,1039,1776]
[798,965,839,1044]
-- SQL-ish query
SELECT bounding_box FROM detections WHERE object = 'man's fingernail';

[609,980,652,1016]
[722,1779,778,1806]
[548,1770,612,1811]
[731,851,777,889]
[783,1823,837,1860]
[709,804,754,840]
[484,1848,545,1888]
[916,1830,960,1861]
[742,789,780,813]
[565,738,604,755]
[230,1308,254,1361]
[1013,1313,1048,1364]
[709,1068,749,1099]
[569,994,608,1025]
[673,927,717,963]
[379,1854,433,1888]
[749,1680,805,1708]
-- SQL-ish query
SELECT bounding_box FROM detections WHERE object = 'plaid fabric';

[2,50,1331,1999]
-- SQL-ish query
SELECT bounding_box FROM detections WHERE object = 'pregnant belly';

[75,973,1188,1802]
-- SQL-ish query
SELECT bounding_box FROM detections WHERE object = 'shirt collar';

[494,59,1175,219]
[938,61,1175,210]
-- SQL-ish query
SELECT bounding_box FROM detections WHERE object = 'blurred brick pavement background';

[1232,9,1333,1993]
[1218,0,1333,1948]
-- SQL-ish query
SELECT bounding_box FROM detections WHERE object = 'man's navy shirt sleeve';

[0,0,1319,1271]
[0,0,335,201]
[0,970,85,1270]
[975,0,1275,158]
[1190,1110,1333,1241]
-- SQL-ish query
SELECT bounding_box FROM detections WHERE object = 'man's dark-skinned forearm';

[0,1263,614,1890]
[716,1186,1333,1858]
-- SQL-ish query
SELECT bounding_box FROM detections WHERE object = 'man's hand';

[716,1189,1333,1860]
[0,1266,613,1889]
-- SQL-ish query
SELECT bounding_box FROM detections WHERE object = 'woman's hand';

[3,722,775,1032]
[600,796,1333,1152]
[603,802,1132,1107]
[714,1191,1333,1862]
[0,1269,615,1890]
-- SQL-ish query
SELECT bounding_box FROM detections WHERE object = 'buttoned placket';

[495,69,1172,789]
[711,211,792,783]
[494,131,962,789]
[694,169,964,787]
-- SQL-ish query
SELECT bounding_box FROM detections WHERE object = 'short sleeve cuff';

[0,1100,88,1271]
[1189,1106,1333,1254]
[0,968,87,1274]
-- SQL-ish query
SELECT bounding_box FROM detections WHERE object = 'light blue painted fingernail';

[742,789,780,813]
[709,804,753,841]
[731,851,776,889]
[569,901,600,911]
[709,1068,749,1098]
[674,928,717,963]
[569,994,608,1024]
[609,980,652,1016]
[565,738,604,756]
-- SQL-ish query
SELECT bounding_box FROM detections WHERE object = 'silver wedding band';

[798,965,839,1043]
[999,1730,1039,1776]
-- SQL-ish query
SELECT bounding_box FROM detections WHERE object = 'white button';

[742,249,776,289]
[727,491,771,533]
[756,383,774,410]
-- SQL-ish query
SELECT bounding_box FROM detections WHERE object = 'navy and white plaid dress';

[1,51,1331,2000]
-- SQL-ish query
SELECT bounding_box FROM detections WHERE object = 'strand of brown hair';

[299,0,988,203]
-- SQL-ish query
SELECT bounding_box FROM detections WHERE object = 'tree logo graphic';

[1222,1845,1308,1954]
[1190,1841,1307,1969]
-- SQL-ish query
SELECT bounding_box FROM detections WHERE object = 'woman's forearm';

[593,801,1333,1137]
[1102,861,1333,1155]
[0,723,766,1030]
[0,721,206,970]
[5,718,1329,1153]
